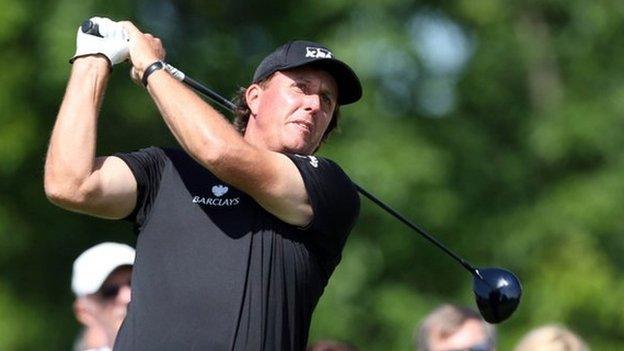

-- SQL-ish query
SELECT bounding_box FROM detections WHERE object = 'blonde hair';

[514,324,589,351]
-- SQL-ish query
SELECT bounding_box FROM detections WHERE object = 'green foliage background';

[1,0,623,349]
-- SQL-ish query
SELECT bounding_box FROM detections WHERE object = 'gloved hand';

[70,17,129,67]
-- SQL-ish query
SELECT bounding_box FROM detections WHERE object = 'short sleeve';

[114,146,168,231]
[285,154,360,275]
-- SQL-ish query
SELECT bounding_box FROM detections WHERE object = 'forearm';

[44,57,109,200]
[145,69,247,167]
[121,20,252,177]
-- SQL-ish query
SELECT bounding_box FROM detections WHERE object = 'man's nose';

[303,93,321,111]
[116,285,132,304]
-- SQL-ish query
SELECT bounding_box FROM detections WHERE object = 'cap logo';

[305,47,333,59]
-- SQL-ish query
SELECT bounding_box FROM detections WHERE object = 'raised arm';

[44,26,138,219]
[121,22,315,226]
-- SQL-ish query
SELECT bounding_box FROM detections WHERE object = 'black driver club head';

[473,267,522,323]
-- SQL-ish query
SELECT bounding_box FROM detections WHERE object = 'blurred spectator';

[513,324,589,351]
[414,304,496,351]
[307,340,359,351]
[71,242,135,351]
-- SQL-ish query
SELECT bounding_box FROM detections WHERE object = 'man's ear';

[245,84,262,116]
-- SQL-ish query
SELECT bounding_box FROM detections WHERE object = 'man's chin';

[112,309,128,323]
[283,145,314,155]
[113,317,126,330]
[282,139,318,155]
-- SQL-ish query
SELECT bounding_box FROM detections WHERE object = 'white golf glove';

[70,17,129,66]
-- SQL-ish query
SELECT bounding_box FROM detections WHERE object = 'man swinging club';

[45,17,362,350]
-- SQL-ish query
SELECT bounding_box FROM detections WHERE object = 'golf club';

[82,19,522,324]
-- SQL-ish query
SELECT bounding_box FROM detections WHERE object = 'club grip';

[81,20,102,37]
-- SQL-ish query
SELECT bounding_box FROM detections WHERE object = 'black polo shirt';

[112,147,359,351]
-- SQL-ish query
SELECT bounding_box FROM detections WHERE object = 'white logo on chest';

[308,156,319,168]
[294,154,320,168]
[212,185,229,197]
[192,184,240,207]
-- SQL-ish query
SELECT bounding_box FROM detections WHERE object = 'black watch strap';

[142,61,166,87]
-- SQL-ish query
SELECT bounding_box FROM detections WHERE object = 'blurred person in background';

[513,324,589,351]
[307,340,359,351]
[414,304,496,351]
[71,242,135,351]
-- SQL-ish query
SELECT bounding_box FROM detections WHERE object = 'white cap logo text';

[305,47,333,59]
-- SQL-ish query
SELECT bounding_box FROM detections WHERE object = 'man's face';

[245,66,338,155]
[428,319,493,351]
[89,266,132,338]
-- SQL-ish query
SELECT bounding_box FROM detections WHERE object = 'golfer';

[45,17,362,350]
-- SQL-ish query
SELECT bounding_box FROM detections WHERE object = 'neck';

[81,326,112,349]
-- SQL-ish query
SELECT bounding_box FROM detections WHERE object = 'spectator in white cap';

[71,242,135,351]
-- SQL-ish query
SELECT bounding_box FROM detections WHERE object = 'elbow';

[44,171,63,205]
[194,138,230,169]
[44,177,74,208]
[43,173,87,209]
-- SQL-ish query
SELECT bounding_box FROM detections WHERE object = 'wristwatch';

[141,60,166,87]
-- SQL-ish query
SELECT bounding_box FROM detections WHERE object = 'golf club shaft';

[354,185,477,274]
[81,19,479,277]
[162,63,238,111]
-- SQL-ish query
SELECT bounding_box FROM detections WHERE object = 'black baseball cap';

[252,40,362,105]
